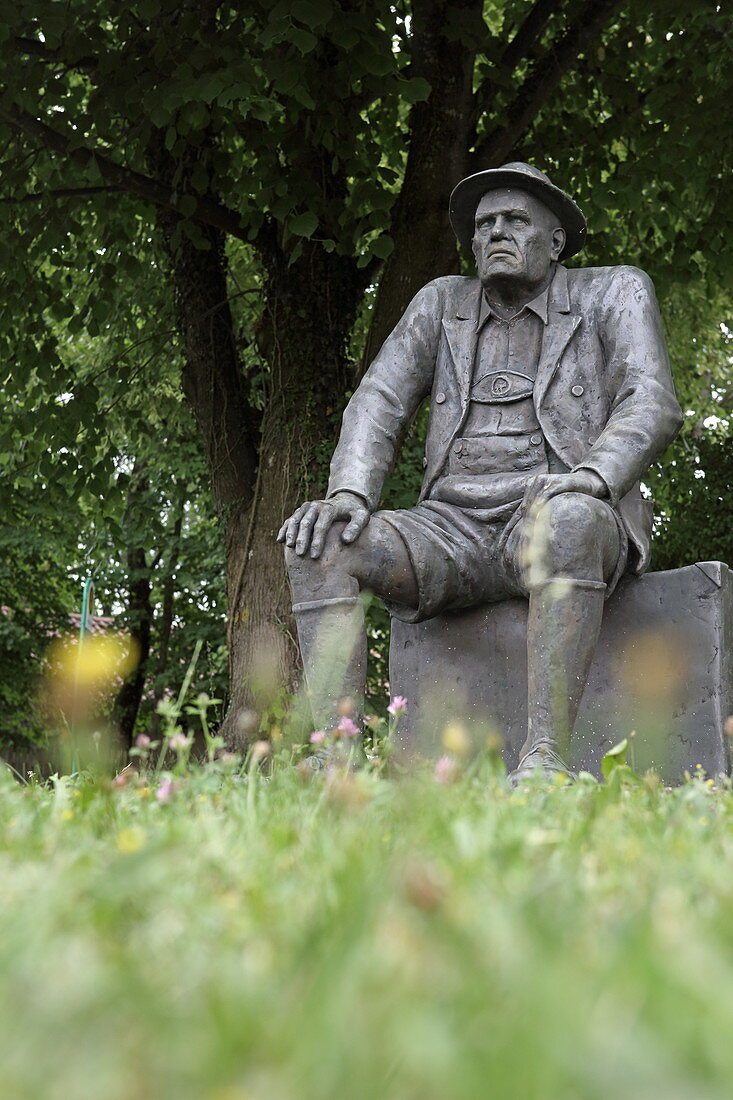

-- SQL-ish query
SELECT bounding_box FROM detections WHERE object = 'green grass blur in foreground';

[1,759,732,1100]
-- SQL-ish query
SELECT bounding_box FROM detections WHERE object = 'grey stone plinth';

[389,562,732,781]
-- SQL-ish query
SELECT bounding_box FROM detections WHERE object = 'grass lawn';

[0,754,732,1099]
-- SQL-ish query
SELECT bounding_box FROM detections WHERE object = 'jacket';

[327,263,684,573]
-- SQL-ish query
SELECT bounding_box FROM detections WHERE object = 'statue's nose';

[490,218,508,238]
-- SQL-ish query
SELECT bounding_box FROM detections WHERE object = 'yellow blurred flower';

[48,634,139,688]
[441,721,471,757]
[43,634,140,728]
[116,827,145,854]
[485,727,504,756]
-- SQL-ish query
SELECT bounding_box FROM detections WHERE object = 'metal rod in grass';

[154,639,204,778]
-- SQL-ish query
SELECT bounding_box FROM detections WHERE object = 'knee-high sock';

[292,596,367,732]
[519,576,606,765]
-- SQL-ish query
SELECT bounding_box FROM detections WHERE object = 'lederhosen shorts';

[376,495,628,625]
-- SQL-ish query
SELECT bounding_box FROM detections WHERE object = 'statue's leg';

[511,492,621,782]
[284,519,417,734]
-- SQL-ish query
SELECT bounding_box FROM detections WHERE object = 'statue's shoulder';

[415,274,480,315]
[565,264,656,300]
[424,274,477,288]
[421,273,478,295]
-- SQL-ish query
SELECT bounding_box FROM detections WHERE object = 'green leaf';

[292,84,317,110]
[290,0,332,28]
[289,212,318,238]
[288,26,318,54]
[369,235,393,260]
[330,22,360,49]
[353,41,394,77]
[601,738,629,780]
[402,77,432,104]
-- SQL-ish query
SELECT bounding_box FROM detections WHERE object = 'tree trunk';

[362,0,483,366]
[149,135,263,736]
[150,126,363,747]
[222,237,362,746]
[115,468,154,748]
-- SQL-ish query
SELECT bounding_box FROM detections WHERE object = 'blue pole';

[71,577,95,773]
[79,577,95,644]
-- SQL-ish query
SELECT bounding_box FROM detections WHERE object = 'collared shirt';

[462,278,551,439]
[477,279,550,328]
[469,280,548,406]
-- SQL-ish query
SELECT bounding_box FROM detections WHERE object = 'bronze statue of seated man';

[277,162,683,781]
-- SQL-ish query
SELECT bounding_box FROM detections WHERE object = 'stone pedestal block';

[389,562,732,781]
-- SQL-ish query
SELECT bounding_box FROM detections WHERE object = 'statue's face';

[472,188,565,289]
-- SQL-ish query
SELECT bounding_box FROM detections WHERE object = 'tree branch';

[0,102,249,241]
[13,35,99,72]
[505,0,568,70]
[471,0,622,170]
[472,0,569,136]
[0,184,124,204]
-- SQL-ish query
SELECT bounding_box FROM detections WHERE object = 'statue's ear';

[551,227,566,260]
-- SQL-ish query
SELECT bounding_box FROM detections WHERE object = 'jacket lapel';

[421,280,482,496]
[440,278,482,415]
[534,265,582,411]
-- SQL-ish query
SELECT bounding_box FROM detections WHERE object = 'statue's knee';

[538,492,605,569]
[540,492,603,536]
[283,524,351,585]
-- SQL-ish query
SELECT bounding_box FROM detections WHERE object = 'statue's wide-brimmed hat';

[449,161,586,260]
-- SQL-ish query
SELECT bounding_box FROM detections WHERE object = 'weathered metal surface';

[389,562,732,782]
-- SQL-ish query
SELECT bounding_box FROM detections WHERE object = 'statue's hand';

[276,491,370,559]
[521,469,607,516]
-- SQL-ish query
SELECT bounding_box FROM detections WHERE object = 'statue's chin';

[478,255,521,280]
[479,267,526,290]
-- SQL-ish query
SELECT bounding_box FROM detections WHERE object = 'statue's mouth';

[488,248,515,259]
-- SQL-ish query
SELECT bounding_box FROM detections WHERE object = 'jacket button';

[435,391,446,404]
[453,441,463,454]
[571,384,584,397]
[530,434,543,446]
[422,457,428,468]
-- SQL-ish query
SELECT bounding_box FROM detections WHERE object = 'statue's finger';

[341,509,368,543]
[277,508,303,541]
[295,503,321,556]
[284,503,310,547]
[309,506,336,559]
[284,518,301,547]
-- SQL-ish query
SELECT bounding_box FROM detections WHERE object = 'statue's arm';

[277,280,442,557]
[573,266,684,505]
[326,280,442,508]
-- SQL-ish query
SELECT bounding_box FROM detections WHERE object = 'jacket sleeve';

[326,280,443,510]
[575,266,684,504]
